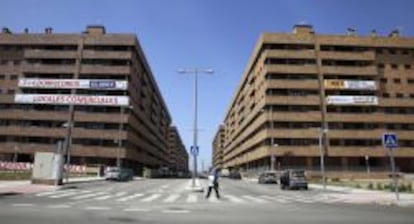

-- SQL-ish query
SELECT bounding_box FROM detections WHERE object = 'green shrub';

[331,177,340,182]
[367,182,374,190]
[398,184,407,192]
[377,183,383,190]
[407,183,413,192]
[355,183,361,189]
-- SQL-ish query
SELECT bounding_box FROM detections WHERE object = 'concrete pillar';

[341,157,348,171]
[306,157,313,170]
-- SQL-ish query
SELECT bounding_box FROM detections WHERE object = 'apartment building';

[168,126,189,174]
[212,125,225,169]
[0,26,174,173]
[219,25,414,174]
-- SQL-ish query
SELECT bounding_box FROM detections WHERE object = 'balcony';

[24,49,77,59]
[321,65,377,76]
[263,49,316,59]
[82,50,132,60]
[380,98,414,107]
[266,79,319,89]
[319,51,375,61]
[266,95,320,105]
[269,128,319,138]
[80,64,130,75]
[270,111,322,122]
[326,113,383,122]
[22,64,75,74]
[265,64,318,74]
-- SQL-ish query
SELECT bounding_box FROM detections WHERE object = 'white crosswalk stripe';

[140,194,162,202]
[223,194,246,203]
[71,192,107,200]
[36,189,77,197]
[163,194,181,203]
[117,193,144,202]
[186,194,198,203]
[242,195,267,203]
[94,192,127,201]
[49,190,90,199]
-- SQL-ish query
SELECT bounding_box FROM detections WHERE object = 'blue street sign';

[190,146,199,156]
[383,133,398,148]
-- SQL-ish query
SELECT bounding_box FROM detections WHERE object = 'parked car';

[229,171,242,179]
[105,167,133,181]
[279,169,308,190]
[258,171,278,184]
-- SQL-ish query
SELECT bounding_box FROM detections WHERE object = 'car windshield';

[266,173,276,177]
[292,171,305,177]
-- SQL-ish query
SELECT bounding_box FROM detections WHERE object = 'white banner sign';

[14,94,129,106]
[326,96,378,105]
[18,79,127,90]
[324,80,376,90]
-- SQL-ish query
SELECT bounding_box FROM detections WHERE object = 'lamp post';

[178,68,214,187]
[319,127,328,190]
[365,155,370,178]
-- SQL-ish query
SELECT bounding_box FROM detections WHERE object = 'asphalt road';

[0,178,413,224]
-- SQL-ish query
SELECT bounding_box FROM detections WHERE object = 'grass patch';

[0,171,31,180]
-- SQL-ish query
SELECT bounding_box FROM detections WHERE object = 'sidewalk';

[310,184,414,207]
[0,176,106,195]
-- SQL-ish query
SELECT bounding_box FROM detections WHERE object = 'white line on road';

[49,190,90,199]
[124,208,151,212]
[163,194,181,203]
[71,192,107,200]
[223,194,245,203]
[47,204,72,209]
[260,195,289,203]
[186,194,198,203]
[94,191,127,201]
[242,195,267,203]
[162,209,190,214]
[12,203,34,207]
[140,194,162,202]
[84,206,111,210]
[36,189,76,197]
[117,193,144,202]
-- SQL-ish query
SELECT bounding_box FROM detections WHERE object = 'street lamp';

[319,127,328,190]
[178,68,214,188]
[365,155,370,178]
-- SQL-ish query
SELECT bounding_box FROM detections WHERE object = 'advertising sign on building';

[324,80,376,90]
[14,94,129,106]
[326,96,378,105]
[18,79,127,90]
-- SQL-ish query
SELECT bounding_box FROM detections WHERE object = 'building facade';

[0,26,175,173]
[219,25,414,175]
[212,125,225,169]
[168,126,189,174]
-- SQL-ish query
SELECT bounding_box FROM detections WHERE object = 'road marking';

[242,195,267,203]
[117,193,144,202]
[163,194,181,203]
[47,204,72,209]
[49,190,90,199]
[208,196,220,203]
[124,208,151,212]
[140,194,161,202]
[186,194,198,203]
[71,192,107,200]
[223,194,245,203]
[260,195,289,203]
[94,191,127,201]
[85,206,111,210]
[36,189,76,197]
[12,203,34,207]
[162,209,190,214]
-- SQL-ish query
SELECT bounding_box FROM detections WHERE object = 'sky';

[2,0,414,170]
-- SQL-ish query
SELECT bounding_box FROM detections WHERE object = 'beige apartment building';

[168,126,189,174]
[212,125,225,169]
[0,25,179,173]
[215,25,414,175]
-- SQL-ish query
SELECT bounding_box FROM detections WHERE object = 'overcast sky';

[2,0,414,170]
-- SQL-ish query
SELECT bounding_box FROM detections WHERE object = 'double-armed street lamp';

[178,68,214,187]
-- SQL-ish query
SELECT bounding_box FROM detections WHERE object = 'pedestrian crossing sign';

[383,133,398,148]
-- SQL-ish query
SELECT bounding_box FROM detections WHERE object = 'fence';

[0,161,87,174]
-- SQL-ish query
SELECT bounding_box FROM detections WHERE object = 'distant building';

[168,126,189,174]
[212,125,225,169]
[0,26,177,173]
[217,25,414,175]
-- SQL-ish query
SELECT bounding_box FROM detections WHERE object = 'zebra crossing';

[33,189,344,205]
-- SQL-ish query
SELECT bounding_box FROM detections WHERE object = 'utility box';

[32,152,64,185]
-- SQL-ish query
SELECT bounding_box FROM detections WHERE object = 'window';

[391,64,398,69]
[382,93,390,98]
[0,60,8,65]
[10,75,18,80]
[405,64,411,70]
[402,50,409,55]
[377,64,385,69]
[396,93,404,98]
[408,79,414,84]
[7,89,15,94]
[376,49,383,54]
[393,78,401,83]
[0,74,5,80]
[410,94,414,98]
[389,49,396,55]
[380,78,387,83]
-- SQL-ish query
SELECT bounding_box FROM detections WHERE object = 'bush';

[407,183,413,192]
[367,182,374,190]
[377,183,383,190]
[399,184,407,192]
[355,183,361,189]
[331,177,340,182]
